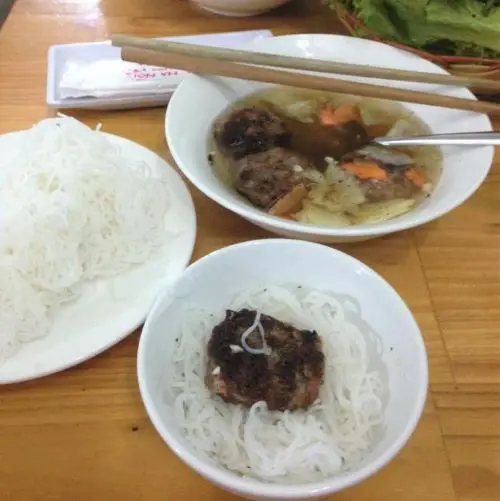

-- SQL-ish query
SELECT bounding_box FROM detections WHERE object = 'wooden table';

[0,1,499,500]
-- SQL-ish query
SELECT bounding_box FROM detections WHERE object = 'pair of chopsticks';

[112,35,500,115]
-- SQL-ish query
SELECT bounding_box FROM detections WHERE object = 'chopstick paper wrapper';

[57,30,273,101]
[59,60,184,99]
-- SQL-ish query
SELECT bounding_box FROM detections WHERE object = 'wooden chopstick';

[112,34,500,93]
[116,45,500,116]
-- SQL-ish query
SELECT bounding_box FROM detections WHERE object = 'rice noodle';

[240,311,271,356]
[168,285,385,484]
[0,116,170,360]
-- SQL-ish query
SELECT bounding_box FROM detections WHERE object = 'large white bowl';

[138,239,428,500]
[166,34,494,243]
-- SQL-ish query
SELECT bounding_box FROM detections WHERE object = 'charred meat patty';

[261,101,371,167]
[359,175,419,202]
[340,145,423,202]
[213,107,291,160]
[234,147,315,212]
[206,309,325,412]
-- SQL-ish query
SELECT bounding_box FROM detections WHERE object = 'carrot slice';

[405,167,426,187]
[319,107,336,126]
[320,104,359,126]
[341,161,388,181]
[269,184,308,216]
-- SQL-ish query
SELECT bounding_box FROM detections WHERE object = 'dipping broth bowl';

[166,34,493,244]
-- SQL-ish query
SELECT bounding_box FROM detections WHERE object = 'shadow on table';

[0,0,17,31]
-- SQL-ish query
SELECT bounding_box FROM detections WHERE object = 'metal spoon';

[374,131,500,147]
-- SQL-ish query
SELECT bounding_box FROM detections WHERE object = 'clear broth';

[209,86,442,227]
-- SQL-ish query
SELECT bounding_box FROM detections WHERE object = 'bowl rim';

[137,238,429,498]
[166,33,494,238]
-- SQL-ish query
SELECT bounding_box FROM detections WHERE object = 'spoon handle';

[375,131,500,147]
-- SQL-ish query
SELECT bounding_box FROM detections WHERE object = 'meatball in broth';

[209,87,442,227]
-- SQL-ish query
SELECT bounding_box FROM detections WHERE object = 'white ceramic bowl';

[190,0,291,17]
[138,239,428,501]
[166,34,494,243]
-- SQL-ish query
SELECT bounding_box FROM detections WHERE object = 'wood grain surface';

[0,1,499,500]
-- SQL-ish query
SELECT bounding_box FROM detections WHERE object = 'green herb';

[325,0,500,59]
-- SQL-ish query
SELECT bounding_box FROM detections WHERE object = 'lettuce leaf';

[327,0,500,58]
[426,0,500,53]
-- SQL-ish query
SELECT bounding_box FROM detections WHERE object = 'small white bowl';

[166,34,494,243]
[190,0,291,17]
[138,239,428,501]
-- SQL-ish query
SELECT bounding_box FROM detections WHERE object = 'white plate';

[0,132,196,384]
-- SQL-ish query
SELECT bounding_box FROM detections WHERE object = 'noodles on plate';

[0,116,171,360]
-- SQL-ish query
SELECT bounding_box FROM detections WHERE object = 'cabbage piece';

[285,101,318,123]
[359,102,389,126]
[324,160,366,212]
[352,199,416,225]
[261,94,319,123]
[386,118,415,138]
[297,202,352,227]
[308,184,344,212]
